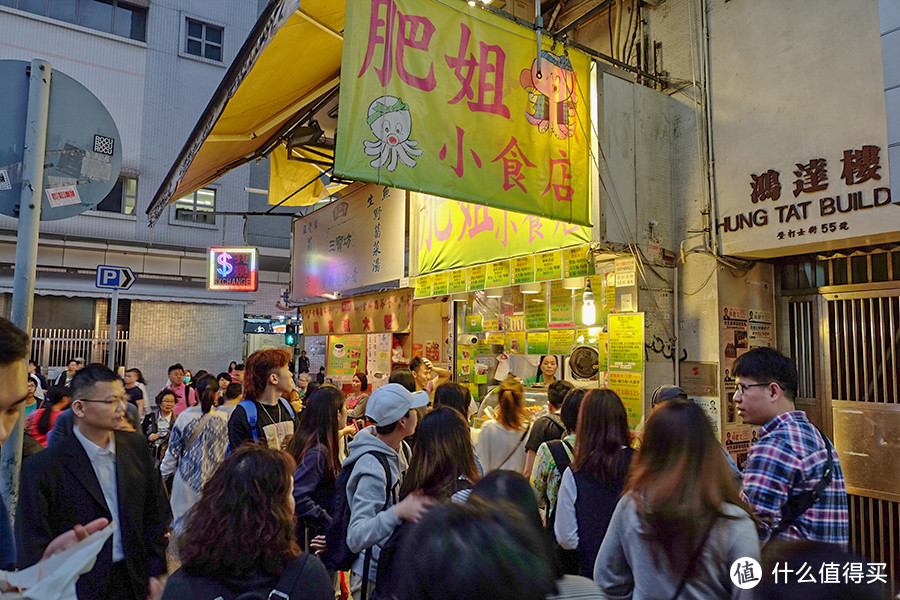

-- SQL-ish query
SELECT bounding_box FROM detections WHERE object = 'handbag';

[497,428,528,469]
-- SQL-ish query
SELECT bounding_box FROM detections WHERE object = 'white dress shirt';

[73,426,124,562]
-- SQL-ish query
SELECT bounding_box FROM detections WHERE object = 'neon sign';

[208,247,258,291]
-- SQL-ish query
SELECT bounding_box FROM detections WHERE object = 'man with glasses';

[732,347,848,547]
[17,363,171,599]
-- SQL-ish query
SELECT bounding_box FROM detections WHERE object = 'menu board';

[511,255,536,284]
[608,313,644,372]
[549,280,574,327]
[608,371,643,430]
[467,264,486,291]
[414,275,432,298]
[448,269,468,293]
[506,331,526,354]
[527,331,549,355]
[536,251,562,281]
[562,246,589,278]
[485,260,511,288]
[548,329,575,354]
[524,299,548,329]
[431,271,449,296]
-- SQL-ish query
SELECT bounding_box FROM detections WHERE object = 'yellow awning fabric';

[148,0,345,223]
[269,144,347,207]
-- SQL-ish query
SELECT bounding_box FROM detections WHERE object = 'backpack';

[227,398,296,453]
[182,552,308,600]
[544,439,574,532]
[322,451,393,573]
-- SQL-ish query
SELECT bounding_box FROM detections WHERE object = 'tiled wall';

[127,300,244,396]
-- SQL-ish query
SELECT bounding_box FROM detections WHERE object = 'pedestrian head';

[547,379,574,409]
[571,389,631,481]
[468,470,545,538]
[244,349,293,400]
[193,373,218,414]
[37,385,70,436]
[352,371,368,392]
[287,386,344,484]
[26,376,37,399]
[70,364,126,434]
[535,355,558,382]
[389,367,416,392]
[559,388,587,433]
[650,384,687,408]
[397,503,556,600]
[66,358,79,373]
[400,408,478,501]
[124,367,145,386]
[224,382,242,403]
[626,399,755,576]
[367,383,429,436]
[216,372,232,391]
[178,445,299,580]
[433,382,473,419]
[228,360,237,372]
[496,376,525,430]
[155,389,176,415]
[0,317,29,446]
[233,363,245,383]
[167,363,185,386]
[408,357,430,389]
[732,347,799,425]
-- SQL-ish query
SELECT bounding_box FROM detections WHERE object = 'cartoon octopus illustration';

[363,95,423,172]
[520,51,578,140]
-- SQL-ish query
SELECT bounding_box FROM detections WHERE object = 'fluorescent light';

[485,287,503,298]
[519,282,542,294]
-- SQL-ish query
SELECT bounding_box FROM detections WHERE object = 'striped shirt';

[741,411,849,547]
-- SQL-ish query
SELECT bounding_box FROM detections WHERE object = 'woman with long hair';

[25,385,69,447]
[161,446,332,600]
[400,407,479,502]
[476,377,531,473]
[594,399,760,599]
[286,386,345,550]
[554,389,634,576]
[160,373,230,534]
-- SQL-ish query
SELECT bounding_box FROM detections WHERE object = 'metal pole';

[2,58,51,516]
[108,287,119,370]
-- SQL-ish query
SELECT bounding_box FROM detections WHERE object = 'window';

[2,0,147,42]
[95,176,138,215]
[173,188,216,225]
[185,19,223,62]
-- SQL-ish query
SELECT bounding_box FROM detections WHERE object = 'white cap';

[365,383,430,425]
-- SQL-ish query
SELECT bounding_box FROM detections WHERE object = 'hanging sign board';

[291,184,405,299]
[301,289,412,335]
[336,0,592,227]
[208,247,258,291]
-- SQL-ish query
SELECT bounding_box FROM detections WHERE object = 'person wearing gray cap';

[650,384,742,487]
[343,383,437,599]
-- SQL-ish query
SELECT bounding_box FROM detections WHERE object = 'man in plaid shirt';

[733,347,849,547]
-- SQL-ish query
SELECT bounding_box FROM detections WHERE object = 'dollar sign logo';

[217,252,233,277]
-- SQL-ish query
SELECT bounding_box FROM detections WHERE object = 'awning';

[147,0,345,223]
[0,271,252,305]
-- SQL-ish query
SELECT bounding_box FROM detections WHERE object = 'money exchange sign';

[336,0,592,226]
[208,247,258,291]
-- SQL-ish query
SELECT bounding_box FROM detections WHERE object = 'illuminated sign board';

[208,247,258,291]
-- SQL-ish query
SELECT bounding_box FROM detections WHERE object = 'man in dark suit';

[17,363,171,600]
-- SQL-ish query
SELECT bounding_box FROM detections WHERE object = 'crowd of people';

[0,316,890,600]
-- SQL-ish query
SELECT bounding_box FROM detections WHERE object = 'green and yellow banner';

[337,0,593,228]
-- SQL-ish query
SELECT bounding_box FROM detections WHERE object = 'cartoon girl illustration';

[520,51,578,140]
[363,95,422,172]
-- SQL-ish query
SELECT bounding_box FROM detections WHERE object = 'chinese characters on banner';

[718,143,893,257]
[300,290,412,335]
[291,184,404,299]
[414,194,590,274]
[336,0,592,227]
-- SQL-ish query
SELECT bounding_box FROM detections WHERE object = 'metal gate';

[30,328,129,377]
[784,284,900,597]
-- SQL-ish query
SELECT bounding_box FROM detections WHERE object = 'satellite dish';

[0,60,122,220]
[570,346,600,380]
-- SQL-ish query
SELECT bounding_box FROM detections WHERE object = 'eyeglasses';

[77,397,127,406]
[735,382,773,395]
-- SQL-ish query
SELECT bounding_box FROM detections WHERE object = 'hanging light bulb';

[582,279,596,326]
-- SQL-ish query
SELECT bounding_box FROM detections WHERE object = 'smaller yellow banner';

[486,261,511,288]
[432,271,449,296]
[486,331,506,345]
[548,329,575,354]
[527,331,549,355]
[482,318,500,331]
[608,372,643,431]
[466,314,483,332]
[536,251,563,281]
[468,264,486,291]
[415,275,433,299]
[511,255,536,284]
[448,269,467,294]
[563,246,590,278]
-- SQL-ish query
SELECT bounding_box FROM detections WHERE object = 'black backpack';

[322,451,392,573]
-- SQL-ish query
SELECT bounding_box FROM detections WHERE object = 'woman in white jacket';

[161,374,229,535]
